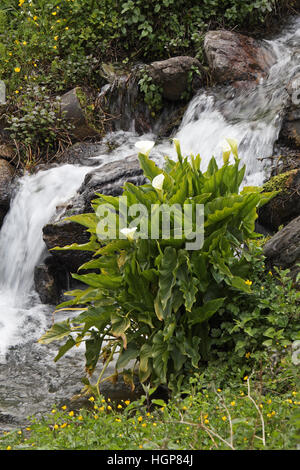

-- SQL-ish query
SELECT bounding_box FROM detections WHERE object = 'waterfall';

[154,16,300,187]
[0,164,91,358]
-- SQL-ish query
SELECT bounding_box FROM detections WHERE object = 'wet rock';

[279,72,300,149]
[34,256,69,305]
[78,154,146,212]
[43,216,90,274]
[147,56,204,101]
[0,158,15,226]
[60,87,100,141]
[263,215,300,281]
[97,66,153,135]
[258,168,300,232]
[0,143,14,161]
[204,30,276,84]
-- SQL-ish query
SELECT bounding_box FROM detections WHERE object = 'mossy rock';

[60,87,101,141]
[258,169,300,231]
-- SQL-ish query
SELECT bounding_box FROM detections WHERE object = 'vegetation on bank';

[0,0,298,166]
[0,357,299,450]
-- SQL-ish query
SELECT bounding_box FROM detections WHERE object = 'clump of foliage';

[0,356,299,450]
[39,139,280,394]
[0,1,297,165]
[4,84,73,168]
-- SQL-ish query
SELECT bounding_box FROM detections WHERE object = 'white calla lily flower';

[221,140,231,153]
[120,227,137,241]
[152,173,165,191]
[135,140,155,156]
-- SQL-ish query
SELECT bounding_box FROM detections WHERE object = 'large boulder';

[204,30,276,84]
[0,158,15,226]
[147,56,204,101]
[263,215,300,281]
[258,168,300,232]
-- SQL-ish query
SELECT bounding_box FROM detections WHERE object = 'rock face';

[77,155,146,212]
[204,30,276,84]
[60,87,100,140]
[98,67,153,135]
[34,256,69,305]
[263,215,300,281]
[258,169,300,232]
[147,56,204,101]
[0,159,15,227]
[279,73,300,149]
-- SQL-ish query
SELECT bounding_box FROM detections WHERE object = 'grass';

[1,356,299,451]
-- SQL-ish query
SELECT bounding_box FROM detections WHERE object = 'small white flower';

[152,173,165,191]
[135,140,155,156]
[120,227,137,241]
[221,140,231,153]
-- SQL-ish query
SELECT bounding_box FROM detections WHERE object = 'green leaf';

[38,321,71,344]
[188,298,225,325]
[54,337,76,362]
[116,344,139,369]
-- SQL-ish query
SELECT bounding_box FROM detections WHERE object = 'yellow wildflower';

[61,405,67,410]
[221,416,227,421]
[230,401,236,406]
[107,406,112,411]
[6,446,12,450]
[245,280,252,286]
[138,416,143,422]
[69,411,74,417]
[60,423,67,429]
[88,396,95,402]
[53,424,59,430]
[243,376,248,381]
[14,67,21,73]
[142,423,147,427]
[245,352,251,359]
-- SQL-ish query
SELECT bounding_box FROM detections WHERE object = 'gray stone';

[263,215,300,280]
[204,30,276,84]
[147,56,204,101]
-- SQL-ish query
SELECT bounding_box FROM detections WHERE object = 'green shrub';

[39,139,276,394]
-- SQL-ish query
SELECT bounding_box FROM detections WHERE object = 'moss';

[75,87,102,134]
[263,169,297,194]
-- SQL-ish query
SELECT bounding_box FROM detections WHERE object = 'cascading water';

[0,164,93,359]
[154,16,300,187]
[0,15,299,430]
